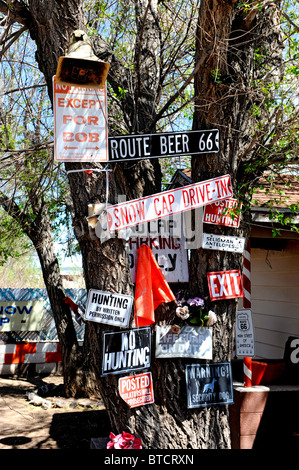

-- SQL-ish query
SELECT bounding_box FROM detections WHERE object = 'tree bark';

[188,0,284,448]
[0,0,285,448]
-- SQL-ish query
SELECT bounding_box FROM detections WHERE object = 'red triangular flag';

[135,244,176,327]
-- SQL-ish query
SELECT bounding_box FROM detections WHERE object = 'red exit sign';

[207,269,244,301]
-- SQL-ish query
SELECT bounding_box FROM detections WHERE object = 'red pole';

[243,356,252,387]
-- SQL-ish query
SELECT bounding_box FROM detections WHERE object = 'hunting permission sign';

[85,289,133,328]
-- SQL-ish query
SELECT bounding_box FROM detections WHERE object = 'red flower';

[107,431,142,449]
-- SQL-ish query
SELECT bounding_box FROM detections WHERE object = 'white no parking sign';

[53,76,108,162]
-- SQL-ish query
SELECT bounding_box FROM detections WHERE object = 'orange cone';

[135,244,176,327]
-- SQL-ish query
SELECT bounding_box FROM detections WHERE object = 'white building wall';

[251,240,299,359]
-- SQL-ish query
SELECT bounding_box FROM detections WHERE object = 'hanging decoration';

[134,245,176,327]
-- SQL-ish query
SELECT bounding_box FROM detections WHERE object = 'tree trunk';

[188,0,284,448]
[31,202,86,396]
[1,0,284,448]
[0,191,85,396]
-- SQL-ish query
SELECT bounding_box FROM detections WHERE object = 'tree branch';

[0,0,30,26]
[282,11,299,32]
[149,48,210,131]
[0,191,33,238]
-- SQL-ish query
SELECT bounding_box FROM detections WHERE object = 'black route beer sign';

[108,129,219,162]
[186,362,234,408]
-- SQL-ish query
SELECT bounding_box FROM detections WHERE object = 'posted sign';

[203,198,241,228]
[155,325,212,359]
[107,174,233,232]
[85,289,133,328]
[102,327,151,376]
[186,362,234,408]
[53,76,108,162]
[118,372,154,408]
[207,269,244,301]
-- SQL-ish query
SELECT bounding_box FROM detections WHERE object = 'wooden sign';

[85,289,133,328]
[207,269,244,301]
[203,198,241,228]
[127,236,189,283]
[107,174,233,232]
[235,309,255,357]
[202,233,245,253]
[155,325,212,359]
[101,327,151,376]
[186,362,234,408]
[53,76,108,162]
[108,129,219,162]
[118,372,154,408]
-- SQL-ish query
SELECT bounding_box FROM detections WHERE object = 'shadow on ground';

[0,376,111,449]
[49,409,111,449]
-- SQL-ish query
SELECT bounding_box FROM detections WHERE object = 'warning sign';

[118,372,154,408]
[186,362,233,408]
[53,76,108,162]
